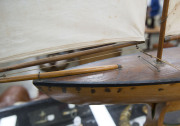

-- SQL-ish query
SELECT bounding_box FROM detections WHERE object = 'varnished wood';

[79,49,121,65]
[36,82,180,105]
[158,100,180,125]
[0,41,143,72]
[157,0,170,61]
[34,47,180,125]
[145,100,180,126]
[144,103,166,126]
[34,47,180,104]
[165,35,180,42]
[0,64,119,83]
[37,47,180,83]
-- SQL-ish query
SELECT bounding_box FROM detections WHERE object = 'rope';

[160,16,168,24]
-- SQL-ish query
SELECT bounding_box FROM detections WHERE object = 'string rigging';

[0,44,147,78]
[1,42,180,79]
[1,47,179,79]
[137,46,180,71]
[0,48,123,77]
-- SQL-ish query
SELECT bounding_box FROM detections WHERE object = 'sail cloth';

[0,0,147,63]
[165,0,180,36]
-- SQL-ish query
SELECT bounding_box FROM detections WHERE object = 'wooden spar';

[0,41,143,73]
[0,64,120,83]
[165,35,180,42]
[157,0,170,61]
[33,47,180,104]
[0,41,142,72]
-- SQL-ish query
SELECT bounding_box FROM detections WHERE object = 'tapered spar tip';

[117,64,122,69]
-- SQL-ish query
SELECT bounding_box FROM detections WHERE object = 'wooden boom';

[0,64,120,83]
[165,35,180,42]
[0,41,143,73]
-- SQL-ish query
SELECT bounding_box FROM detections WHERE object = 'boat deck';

[34,47,180,86]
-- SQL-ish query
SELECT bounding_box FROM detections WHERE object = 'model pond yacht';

[0,0,180,125]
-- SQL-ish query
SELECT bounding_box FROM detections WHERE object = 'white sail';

[165,0,180,36]
[0,0,147,63]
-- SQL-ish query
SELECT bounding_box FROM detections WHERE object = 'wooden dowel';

[157,0,170,61]
[0,41,143,73]
[0,64,120,83]
[165,35,180,42]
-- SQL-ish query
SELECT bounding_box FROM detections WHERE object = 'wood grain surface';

[35,47,180,84]
[34,47,180,104]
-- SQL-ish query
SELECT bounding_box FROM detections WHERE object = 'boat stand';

[145,100,180,126]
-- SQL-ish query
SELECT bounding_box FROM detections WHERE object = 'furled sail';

[0,0,147,63]
[165,0,180,36]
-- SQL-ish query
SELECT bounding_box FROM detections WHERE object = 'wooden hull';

[36,82,180,104]
[33,47,180,104]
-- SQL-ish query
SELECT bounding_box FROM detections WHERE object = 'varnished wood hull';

[33,47,180,104]
[35,81,180,104]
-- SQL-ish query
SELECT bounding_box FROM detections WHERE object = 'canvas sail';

[165,0,180,36]
[0,0,147,64]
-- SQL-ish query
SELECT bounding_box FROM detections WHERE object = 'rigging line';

[1,41,142,61]
[160,16,168,24]
[138,57,158,72]
[159,1,179,25]
[131,56,177,76]
[2,44,145,77]
[159,2,175,24]
[139,49,180,71]
[3,48,178,78]
[0,42,118,61]
[0,41,144,73]
[159,1,180,25]
[1,49,124,77]
[138,56,160,72]
[167,2,179,16]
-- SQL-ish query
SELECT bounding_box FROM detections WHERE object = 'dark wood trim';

[33,78,180,87]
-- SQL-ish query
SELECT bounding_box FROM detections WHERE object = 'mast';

[157,0,170,61]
